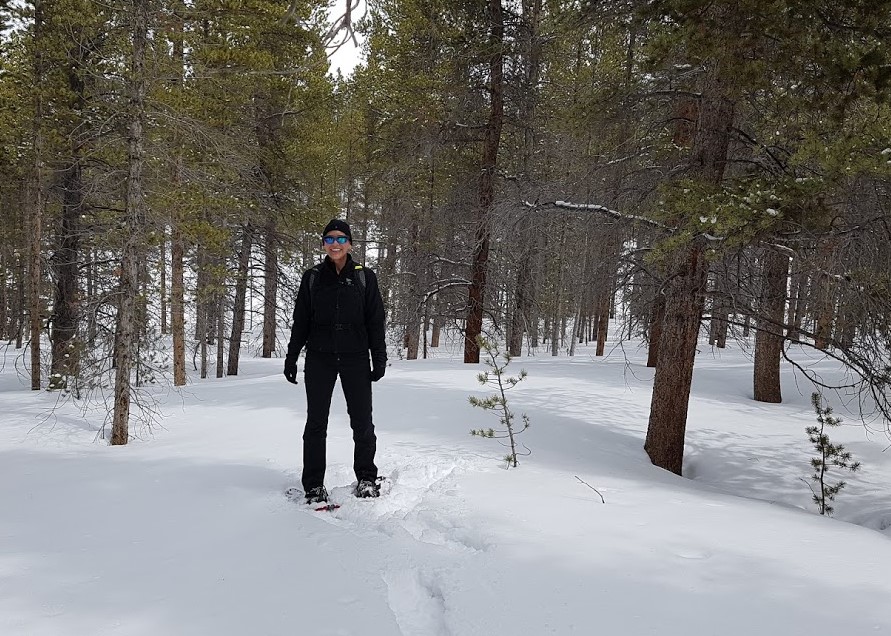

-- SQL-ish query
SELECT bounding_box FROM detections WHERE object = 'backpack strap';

[353,264,366,290]
[308,263,324,305]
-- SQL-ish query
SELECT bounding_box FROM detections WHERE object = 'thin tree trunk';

[464,0,504,364]
[595,291,610,357]
[814,276,834,350]
[753,250,788,403]
[262,217,278,358]
[171,225,186,385]
[0,253,7,339]
[709,265,729,348]
[405,222,421,360]
[786,260,802,341]
[111,0,148,445]
[170,0,186,387]
[159,230,167,334]
[194,243,208,377]
[508,258,532,357]
[228,223,252,376]
[28,1,46,390]
[15,249,25,349]
[86,245,96,346]
[216,291,224,378]
[431,316,441,348]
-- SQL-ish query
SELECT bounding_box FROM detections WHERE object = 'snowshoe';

[354,477,383,499]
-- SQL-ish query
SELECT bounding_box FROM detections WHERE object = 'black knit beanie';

[322,218,352,242]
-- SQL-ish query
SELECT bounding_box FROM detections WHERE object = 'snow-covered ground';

[2,333,891,635]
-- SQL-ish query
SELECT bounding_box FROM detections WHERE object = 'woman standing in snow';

[283,219,387,504]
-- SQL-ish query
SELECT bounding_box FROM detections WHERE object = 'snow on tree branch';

[524,200,674,232]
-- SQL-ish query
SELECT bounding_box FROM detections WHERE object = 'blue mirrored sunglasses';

[322,235,350,245]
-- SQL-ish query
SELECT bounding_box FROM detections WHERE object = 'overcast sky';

[326,0,366,76]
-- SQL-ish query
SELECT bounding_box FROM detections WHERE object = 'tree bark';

[646,293,665,368]
[508,258,532,357]
[171,225,186,386]
[15,248,25,349]
[194,242,208,377]
[0,252,7,340]
[49,148,83,390]
[28,0,46,391]
[708,265,729,348]
[405,221,422,360]
[216,289,225,378]
[786,260,802,340]
[595,290,610,357]
[111,0,148,445]
[644,241,709,474]
[261,217,278,358]
[645,60,735,475]
[814,274,834,350]
[753,250,789,403]
[464,0,504,364]
[170,0,186,387]
[227,223,252,375]
[159,231,167,334]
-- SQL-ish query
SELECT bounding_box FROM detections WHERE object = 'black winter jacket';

[286,255,387,368]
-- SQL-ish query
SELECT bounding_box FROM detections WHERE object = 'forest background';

[1,0,890,476]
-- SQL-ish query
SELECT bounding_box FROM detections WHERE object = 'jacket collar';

[323,254,355,277]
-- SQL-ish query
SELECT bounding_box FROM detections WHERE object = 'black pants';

[302,351,377,491]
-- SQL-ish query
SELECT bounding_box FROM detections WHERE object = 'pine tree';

[805,393,861,516]
[469,337,530,468]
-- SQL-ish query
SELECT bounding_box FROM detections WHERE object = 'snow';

[2,334,891,635]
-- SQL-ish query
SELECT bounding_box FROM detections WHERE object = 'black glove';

[370,363,385,382]
[283,356,299,384]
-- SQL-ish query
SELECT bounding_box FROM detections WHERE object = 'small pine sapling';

[468,337,530,468]
[805,392,860,516]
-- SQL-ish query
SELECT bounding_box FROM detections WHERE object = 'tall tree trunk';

[646,293,664,368]
[171,225,186,385]
[159,231,167,334]
[508,258,531,357]
[464,0,504,364]
[28,1,46,391]
[644,241,709,474]
[0,252,7,340]
[170,0,186,387]
[405,221,422,360]
[194,243,208,377]
[814,277,834,350]
[49,151,83,390]
[262,217,278,358]
[50,43,88,389]
[786,260,802,341]
[753,250,789,403]
[228,223,252,376]
[216,290,225,378]
[645,61,734,475]
[709,265,729,348]
[595,291,610,357]
[430,315,441,348]
[111,0,148,445]
[15,248,25,349]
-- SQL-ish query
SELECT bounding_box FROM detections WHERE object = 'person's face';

[322,231,351,261]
